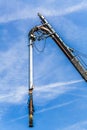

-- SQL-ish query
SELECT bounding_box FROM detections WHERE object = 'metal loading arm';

[29,13,87,81]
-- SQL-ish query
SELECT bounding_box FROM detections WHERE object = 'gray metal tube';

[29,39,33,89]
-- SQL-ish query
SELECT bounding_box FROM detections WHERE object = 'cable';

[34,38,47,52]
[77,55,87,68]
[73,50,87,67]
[70,48,87,67]
[72,48,87,58]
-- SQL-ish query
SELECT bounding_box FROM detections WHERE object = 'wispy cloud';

[34,79,83,104]
[0,86,27,104]
[35,79,83,91]
[11,99,78,122]
[0,39,28,88]
[0,39,28,104]
[0,79,82,104]
[0,1,87,23]
[55,1,87,16]
[63,120,87,130]
[11,114,28,122]
[36,99,78,113]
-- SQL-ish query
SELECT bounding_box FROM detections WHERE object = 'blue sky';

[0,0,87,130]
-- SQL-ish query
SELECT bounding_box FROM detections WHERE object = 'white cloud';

[0,79,83,104]
[0,1,87,23]
[0,39,28,104]
[0,86,27,104]
[0,39,28,90]
[34,79,83,104]
[56,1,87,16]
[63,120,87,130]
[35,79,83,91]
[11,99,78,122]
[36,99,78,114]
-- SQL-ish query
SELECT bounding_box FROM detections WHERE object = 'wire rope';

[34,38,47,52]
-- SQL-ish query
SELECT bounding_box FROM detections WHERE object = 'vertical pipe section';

[29,39,34,127]
[29,39,33,90]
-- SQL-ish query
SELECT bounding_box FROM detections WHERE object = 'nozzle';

[38,12,41,17]
[29,114,33,127]
[28,89,34,127]
[37,12,44,21]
